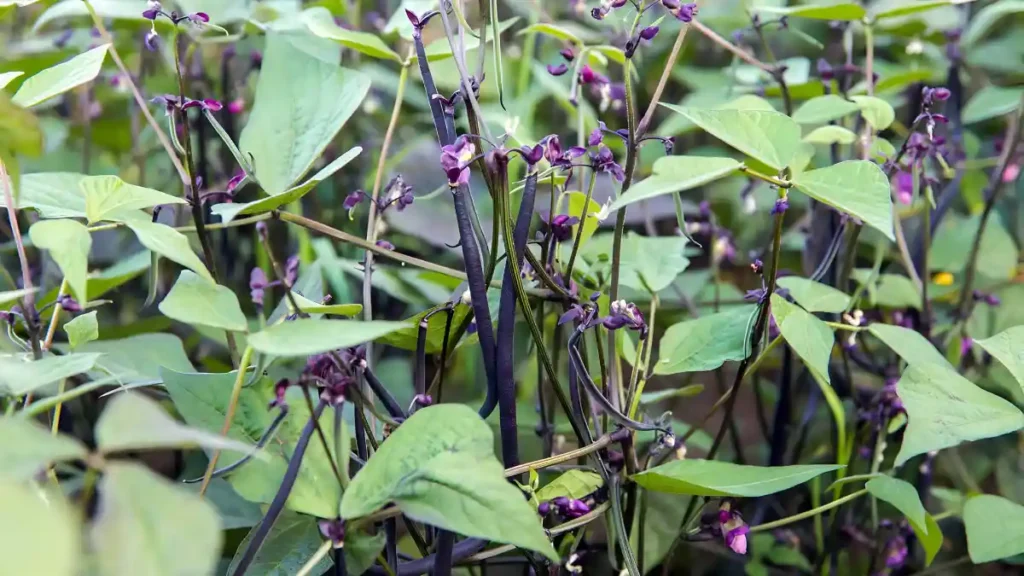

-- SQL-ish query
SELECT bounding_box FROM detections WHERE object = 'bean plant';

[2,0,1024,574]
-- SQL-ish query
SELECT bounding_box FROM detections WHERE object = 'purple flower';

[601,300,647,339]
[718,505,749,555]
[960,337,973,360]
[376,240,395,251]
[817,58,834,81]
[440,136,476,186]
[662,0,680,8]
[543,135,587,170]
[591,6,608,20]
[894,171,914,204]
[268,379,290,410]
[57,294,82,313]
[560,47,575,61]
[922,86,951,105]
[671,2,698,22]
[591,145,625,182]
[519,143,544,166]
[566,499,591,518]
[187,12,210,25]
[883,533,908,569]
[770,197,789,215]
[227,98,245,114]
[587,127,603,146]
[318,519,346,547]
[142,1,162,19]
[595,82,626,113]
[343,190,364,211]
[547,63,569,77]
[579,65,600,85]
[542,213,579,243]
[640,26,660,41]
[249,268,267,306]
[284,255,299,287]
[537,501,552,516]
[412,394,433,407]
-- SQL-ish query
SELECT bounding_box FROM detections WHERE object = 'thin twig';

[0,158,42,359]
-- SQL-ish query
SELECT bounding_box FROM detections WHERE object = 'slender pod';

[183,408,288,483]
[432,530,456,576]
[231,401,326,576]
[364,538,486,575]
[409,10,452,146]
[363,368,407,419]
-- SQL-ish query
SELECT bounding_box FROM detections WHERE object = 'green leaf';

[163,369,344,518]
[76,333,193,382]
[640,385,705,405]
[80,174,185,224]
[95,392,253,455]
[866,476,928,535]
[868,324,951,369]
[518,22,582,45]
[379,304,471,353]
[0,70,24,90]
[2,172,86,219]
[344,528,387,576]
[0,353,102,396]
[851,96,896,130]
[930,213,1018,280]
[158,271,248,333]
[28,219,91,303]
[0,480,80,576]
[248,318,406,357]
[632,460,842,497]
[660,105,804,172]
[756,2,866,20]
[976,326,1024,393]
[963,0,1024,47]
[771,294,833,383]
[894,363,1024,466]
[872,138,898,160]
[872,0,971,20]
[791,95,862,124]
[964,494,1024,563]
[92,462,222,576]
[0,418,87,480]
[655,306,756,375]
[915,513,943,566]
[631,489,692,574]
[287,292,362,318]
[776,277,851,313]
[803,125,858,146]
[618,233,690,293]
[65,311,98,349]
[0,287,38,306]
[240,34,370,195]
[11,44,109,108]
[962,85,1024,124]
[33,0,159,30]
[227,511,333,576]
[124,219,213,282]
[304,7,401,61]
[535,470,604,502]
[606,156,741,213]
[792,161,894,240]
[340,404,558,560]
[212,147,361,222]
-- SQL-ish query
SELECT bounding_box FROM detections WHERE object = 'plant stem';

[42,279,69,350]
[362,62,410,368]
[0,158,41,359]
[564,170,596,279]
[296,540,333,576]
[750,489,868,533]
[502,432,618,477]
[198,345,254,497]
[690,19,773,72]
[955,101,1024,320]
[637,21,693,137]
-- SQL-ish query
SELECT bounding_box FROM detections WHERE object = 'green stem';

[750,489,869,533]
[564,170,597,279]
[296,540,332,576]
[198,345,254,497]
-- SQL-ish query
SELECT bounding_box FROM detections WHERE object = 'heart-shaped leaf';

[158,271,248,333]
[247,318,407,357]
[28,219,91,303]
[0,353,102,396]
[776,277,851,313]
[975,326,1024,393]
[12,44,109,108]
[655,306,756,375]
[792,95,862,124]
[606,156,741,213]
[792,161,894,240]
[124,218,213,282]
[0,418,88,480]
[771,294,834,383]
[868,324,951,369]
[964,494,1024,563]
[81,175,185,224]
[895,363,1024,466]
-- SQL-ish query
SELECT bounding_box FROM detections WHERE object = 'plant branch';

[0,158,42,359]
[750,489,868,533]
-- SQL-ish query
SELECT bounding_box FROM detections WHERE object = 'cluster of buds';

[546,45,576,77]
[141,1,209,51]
[343,175,415,217]
[303,346,366,407]
[248,256,299,308]
[540,213,579,243]
[858,377,904,429]
[915,86,951,142]
[663,0,698,22]
[972,290,1002,307]
[151,94,223,116]
[559,295,649,340]
[538,496,592,520]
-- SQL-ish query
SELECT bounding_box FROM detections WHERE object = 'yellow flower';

[933,272,954,286]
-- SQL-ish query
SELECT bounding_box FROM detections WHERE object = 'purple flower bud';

[376,240,395,251]
[567,499,591,518]
[318,519,346,546]
[770,197,789,215]
[579,65,598,85]
[817,58,834,81]
[269,379,289,410]
[250,268,267,306]
[343,190,364,211]
[932,87,951,101]
[591,145,625,181]
[187,12,209,25]
[227,98,245,114]
[144,29,159,51]
[588,127,603,147]
[552,496,570,509]
[673,2,698,22]
[142,8,161,20]
[537,501,551,516]
[662,0,680,8]
[520,144,544,166]
[986,294,1001,306]
[640,26,660,41]
[413,393,433,407]
[591,6,607,20]
[405,9,420,29]
[256,220,268,239]
[57,294,82,313]
[284,255,300,286]
[547,63,569,77]
[560,48,575,62]
[440,136,475,186]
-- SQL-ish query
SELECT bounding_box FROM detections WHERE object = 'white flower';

[906,39,924,55]
[594,198,613,222]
